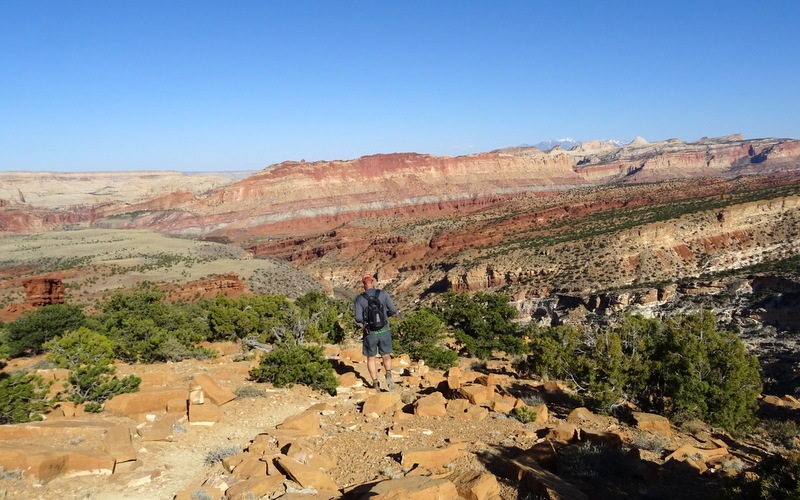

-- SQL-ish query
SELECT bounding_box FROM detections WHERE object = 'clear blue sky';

[2,1,799,172]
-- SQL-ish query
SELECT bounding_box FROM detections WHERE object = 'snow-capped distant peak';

[533,138,582,151]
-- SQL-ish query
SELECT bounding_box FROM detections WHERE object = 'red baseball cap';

[361,274,375,283]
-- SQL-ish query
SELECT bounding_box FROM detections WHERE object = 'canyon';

[3,134,800,314]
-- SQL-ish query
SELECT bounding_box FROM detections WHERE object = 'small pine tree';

[4,304,87,357]
[516,312,762,433]
[249,340,338,396]
[434,291,527,359]
[44,327,140,408]
[0,372,55,424]
[394,309,458,370]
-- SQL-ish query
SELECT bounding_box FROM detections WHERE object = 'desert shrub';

[633,431,670,454]
[394,308,458,370]
[44,327,140,406]
[515,312,762,433]
[718,452,800,499]
[249,340,338,395]
[521,393,545,407]
[234,385,267,399]
[150,336,217,362]
[190,490,213,500]
[0,371,55,424]
[761,419,800,450]
[0,466,23,481]
[433,291,527,359]
[679,419,708,435]
[510,406,538,424]
[557,442,640,480]
[4,304,88,357]
[204,444,241,465]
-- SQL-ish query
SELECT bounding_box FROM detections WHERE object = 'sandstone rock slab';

[192,373,237,406]
[104,388,188,416]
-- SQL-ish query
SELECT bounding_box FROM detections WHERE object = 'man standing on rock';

[354,274,398,391]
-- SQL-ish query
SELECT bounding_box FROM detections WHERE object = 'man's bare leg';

[382,354,396,389]
[367,356,379,389]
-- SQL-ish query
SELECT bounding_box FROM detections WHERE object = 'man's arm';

[383,292,398,317]
[354,294,365,326]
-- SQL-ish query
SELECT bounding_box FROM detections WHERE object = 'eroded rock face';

[0,171,231,210]
[22,278,65,307]
[8,135,798,238]
[1,277,66,321]
[165,274,248,302]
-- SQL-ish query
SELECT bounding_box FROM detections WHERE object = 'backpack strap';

[360,289,383,300]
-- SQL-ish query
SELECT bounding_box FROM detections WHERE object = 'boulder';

[451,471,501,500]
[221,452,249,472]
[362,393,402,417]
[388,425,409,438]
[233,455,267,479]
[103,426,137,463]
[276,411,322,436]
[351,476,459,500]
[0,445,115,482]
[137,419,174,442]
[0,420,116,440]
[401,444,467,469]
[507,458,588,500]
[632,412,671,435]
[192,373,237,406]
[167,397,188,414]
[340,347,365,362]
[457,384,494,405]
[488,397,512,413]
[337,372,359,388]
[446,367,461,390]
[580,429,624,448]
[447,399,488,420]
[275,456,338,491]
[285,441,337,470]
[224,474,286,500]
[414,392,448,417]
[566,407,596,424]
[104,388,188,416]
[189,402,223,425]
[665,444,729,463]
[545,424,578,443]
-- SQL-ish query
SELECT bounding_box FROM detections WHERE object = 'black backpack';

[361,290,388,330]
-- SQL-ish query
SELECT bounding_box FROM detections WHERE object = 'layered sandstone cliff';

[0,171,231,210]
[3,135,800,240]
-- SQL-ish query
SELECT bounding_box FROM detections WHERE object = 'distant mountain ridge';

[533,138,582,151]
[529,138,629,151]
[1,134,799,241]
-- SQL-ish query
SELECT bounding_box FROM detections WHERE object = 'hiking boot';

[368,379,380,391]
[385,374,397,391]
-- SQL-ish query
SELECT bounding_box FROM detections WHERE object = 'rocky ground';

[2,341,798,500]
